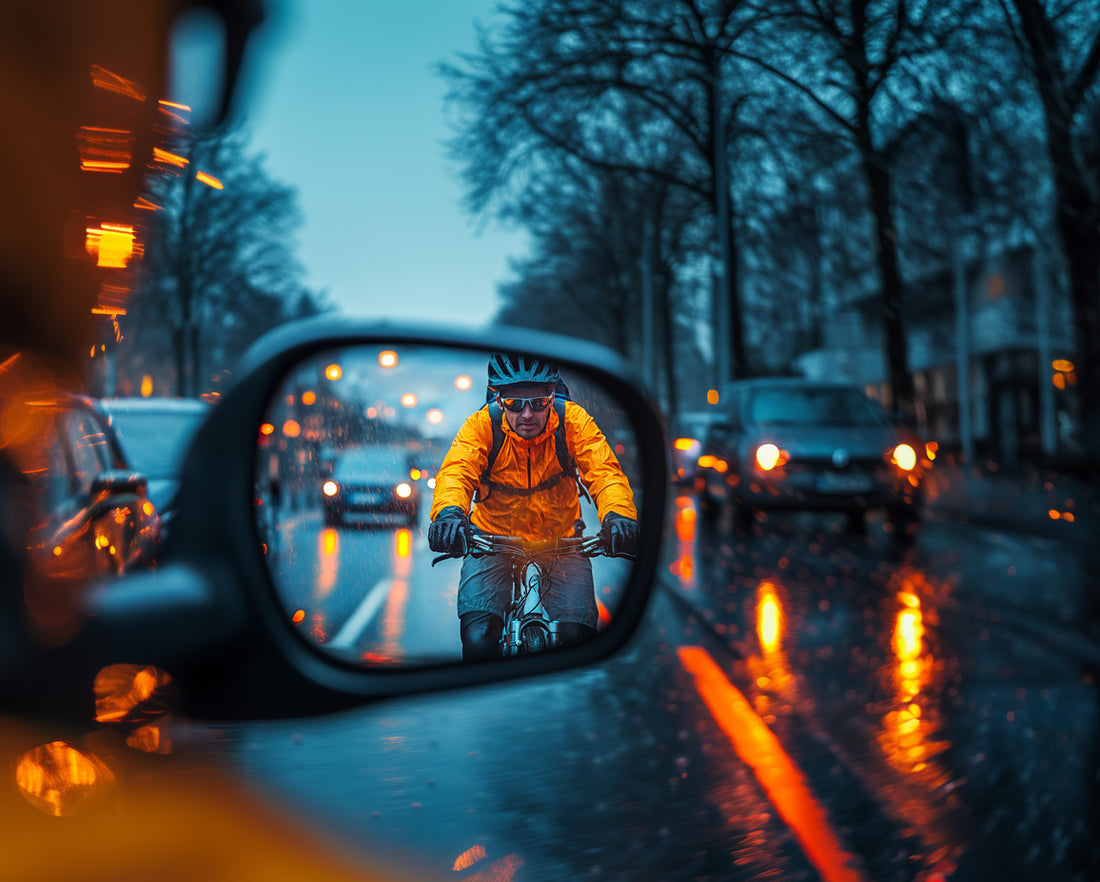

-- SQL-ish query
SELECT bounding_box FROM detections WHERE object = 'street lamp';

[401,393,417,408]
[325,364,342,381]
[379,350,398,368]
[455,375,472,391]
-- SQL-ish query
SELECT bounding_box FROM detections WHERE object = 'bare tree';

[121,127,324,397]
[998,0,1100,452]
[442,0,774,382]
[730,0,978,411]
[495,149,702,409]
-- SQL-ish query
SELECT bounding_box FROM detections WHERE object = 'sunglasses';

[497,395,553,413]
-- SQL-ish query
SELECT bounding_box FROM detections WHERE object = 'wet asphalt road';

[224,500,1100,881]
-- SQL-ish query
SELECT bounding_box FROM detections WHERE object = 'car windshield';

[333,447,409,481]
[748,387,887,426]
[106,408,206,479]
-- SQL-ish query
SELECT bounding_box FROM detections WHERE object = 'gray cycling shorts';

[456,549,597,628]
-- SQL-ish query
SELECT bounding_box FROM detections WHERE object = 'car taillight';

[322,480,339,497]
[673,437,698,451]
[891,444,917,471]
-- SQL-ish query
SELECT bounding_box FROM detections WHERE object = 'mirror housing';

[83,319,668,720]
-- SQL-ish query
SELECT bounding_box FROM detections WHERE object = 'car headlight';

[891,443,917,471]
[322,480,339,497]
[755,443,784,471]
[395,482,413,499]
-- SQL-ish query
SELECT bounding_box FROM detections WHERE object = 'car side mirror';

[82,320,668,720]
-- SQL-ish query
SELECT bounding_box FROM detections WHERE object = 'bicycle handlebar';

[431,529,625,566]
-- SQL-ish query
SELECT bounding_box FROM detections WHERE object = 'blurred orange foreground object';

[5,749,435,881]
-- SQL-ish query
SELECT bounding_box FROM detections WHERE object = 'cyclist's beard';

[508,412,548,438]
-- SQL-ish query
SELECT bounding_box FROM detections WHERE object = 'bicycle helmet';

[486,352,560,390]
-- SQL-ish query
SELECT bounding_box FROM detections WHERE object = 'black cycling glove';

[428,506,469,555]
[601,512,640,558]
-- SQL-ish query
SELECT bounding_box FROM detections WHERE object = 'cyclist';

[428,353,640,661]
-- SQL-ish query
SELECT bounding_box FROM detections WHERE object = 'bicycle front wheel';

[520,621,552,654]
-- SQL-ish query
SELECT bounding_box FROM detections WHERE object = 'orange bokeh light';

[16,742,115,817]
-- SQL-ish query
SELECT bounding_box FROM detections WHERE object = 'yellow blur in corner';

[3,716,436,882]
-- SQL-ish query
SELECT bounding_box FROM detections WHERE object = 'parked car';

[96,397,210,535]
[322,444,421,528]
[697,378,923,534]
[669,410,718,488]
[23,394,160,579]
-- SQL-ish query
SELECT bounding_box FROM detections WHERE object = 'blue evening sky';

[238,0,525,325]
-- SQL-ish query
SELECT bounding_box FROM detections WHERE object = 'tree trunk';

[1054,187,1100,455]
[861,143,914,413]
[709,72,747,384]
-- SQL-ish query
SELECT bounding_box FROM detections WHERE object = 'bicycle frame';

[435,532,606,656]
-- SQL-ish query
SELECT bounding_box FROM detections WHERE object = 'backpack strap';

[473,401,505,503]
[475,397,584,502]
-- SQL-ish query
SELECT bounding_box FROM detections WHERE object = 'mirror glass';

[254,344,644,668]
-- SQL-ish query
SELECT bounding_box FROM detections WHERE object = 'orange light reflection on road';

[376,531,414,659]
[679,648,865,882]
[880,584,950,789]
[670,496,696,587]
[757,581,783,653]
[675,501,696,542]
[379,579,408,660]
[16,742,115,817]
[316,528,339,600]
[396,528,411,559]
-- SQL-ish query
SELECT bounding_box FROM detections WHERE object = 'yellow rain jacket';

[430,401,637,541]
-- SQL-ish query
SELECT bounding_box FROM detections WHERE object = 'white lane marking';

[330,578,395,650]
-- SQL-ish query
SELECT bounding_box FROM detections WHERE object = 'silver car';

[697,378,924,535]
[97,397,210,535]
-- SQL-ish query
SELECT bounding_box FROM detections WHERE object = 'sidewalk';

[922,462,1098,543]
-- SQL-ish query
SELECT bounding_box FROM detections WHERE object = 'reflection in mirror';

[254,345,643,669]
